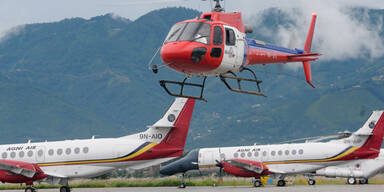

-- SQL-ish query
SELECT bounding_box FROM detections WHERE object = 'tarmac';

[3,185,384,192]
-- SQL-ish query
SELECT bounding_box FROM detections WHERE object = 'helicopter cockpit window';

[225,28,236,46]
[165,23,186,43]
[165,22,211,45]
[179,22,211,44]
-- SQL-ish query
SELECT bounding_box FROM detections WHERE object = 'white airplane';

[160,111,384,188]
[310,148,384,185]
[0,98,196,192]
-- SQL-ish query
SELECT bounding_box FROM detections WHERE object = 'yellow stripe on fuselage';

[198,165,217,168]
[265,146,358,165]
[38,142,158,167]
[198,147,359,168]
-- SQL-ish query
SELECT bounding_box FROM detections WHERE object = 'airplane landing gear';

[159,77,207,102]
[358,178,368,184]
[25,186,36,192]
[253,178,262,187]
[307,178,316,185]
[220,68,266,97]
[347,177,356,185]
[60,186,71,192]
[178,173,186,188]
[277,179,286,187]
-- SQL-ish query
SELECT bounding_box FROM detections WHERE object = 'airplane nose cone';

[160,149,199,175]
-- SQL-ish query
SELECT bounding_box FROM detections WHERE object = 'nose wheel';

[178,173,186,188]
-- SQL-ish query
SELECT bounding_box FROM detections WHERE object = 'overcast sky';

[1,0,383,35]
[1,0,383,61]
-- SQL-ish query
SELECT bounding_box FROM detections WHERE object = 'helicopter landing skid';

[159,77,207,102]
[219,68,266,97]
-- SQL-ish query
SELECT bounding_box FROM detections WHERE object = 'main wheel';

[277,179,286,187]
[25,187,36,192]
[253,179,262,187]
[60,186,71,192]
[179,183,186,188]
[359,178,368,184]
[308,179,316,185]
[347,177,356,185]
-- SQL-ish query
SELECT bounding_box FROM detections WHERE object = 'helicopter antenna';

[212,0,224,12]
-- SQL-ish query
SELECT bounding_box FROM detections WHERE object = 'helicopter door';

[223,27,237,71]
[210,25,224,59]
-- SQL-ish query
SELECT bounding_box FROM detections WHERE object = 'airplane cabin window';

[57,149,63,155]
[254,151,259,157]
[285,150,289,155]
[220,153,226,159]
[240,152,245,158]
[19,151,25,158]
[292,149,297,155]
[83,147,89,154]
[10,152,16,158]
[225,28,236,46]
[65,148,71,155]
[234,152,239,158]
[38,149,44,157]
[27,150,33,157]
[299,149,304,155]
[278,150,283,156]
[74,147,80,154]
[262,151,267,156]
[2,152,7,159]
[271,151,276,156]
[48,149,54,156]
[247,152,252,157]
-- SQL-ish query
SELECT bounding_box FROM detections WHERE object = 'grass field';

[0,175,383,190]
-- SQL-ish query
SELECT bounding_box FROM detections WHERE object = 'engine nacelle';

[316,167,364,178]
[244,24,253,33]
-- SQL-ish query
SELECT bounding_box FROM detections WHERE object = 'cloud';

[0,25,25,43]
[247,0,384,61]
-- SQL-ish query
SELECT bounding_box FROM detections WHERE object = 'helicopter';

[151,0,321,101]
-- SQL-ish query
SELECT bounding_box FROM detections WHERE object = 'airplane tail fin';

[302,13,317,88]
[355,111,384,152]
[152,98,196,150]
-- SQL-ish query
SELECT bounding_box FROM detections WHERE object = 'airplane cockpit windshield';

[165,22,211,44]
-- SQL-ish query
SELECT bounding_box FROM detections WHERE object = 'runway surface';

[3,185,384,192]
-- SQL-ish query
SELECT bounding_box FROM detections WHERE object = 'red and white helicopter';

[152,0,321,101]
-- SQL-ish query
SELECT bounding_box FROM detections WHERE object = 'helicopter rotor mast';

[212,0,225,12]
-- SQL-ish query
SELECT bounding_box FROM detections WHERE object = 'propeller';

[215,160,224,184]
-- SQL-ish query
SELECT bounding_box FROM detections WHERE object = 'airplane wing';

[224,159,265,174]
[223,159,285,174]
[0,160,38,178]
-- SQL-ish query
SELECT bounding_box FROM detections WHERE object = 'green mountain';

[0,7,383,149]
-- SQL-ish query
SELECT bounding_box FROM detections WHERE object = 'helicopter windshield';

[165,22,211,44]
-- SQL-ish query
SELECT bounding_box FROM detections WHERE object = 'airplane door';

[199,149,220,171]
[35,146,45,163]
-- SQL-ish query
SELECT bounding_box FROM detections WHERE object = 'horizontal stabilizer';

[287,53,321,58]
